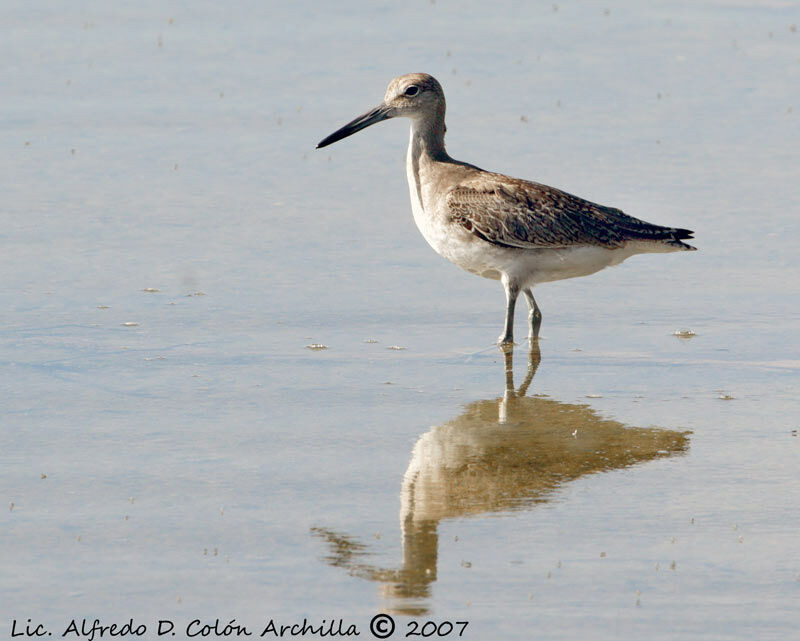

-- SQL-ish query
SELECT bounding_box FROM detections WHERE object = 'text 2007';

[406,620,469,637]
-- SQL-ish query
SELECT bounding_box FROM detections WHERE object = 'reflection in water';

[312,344,690,615]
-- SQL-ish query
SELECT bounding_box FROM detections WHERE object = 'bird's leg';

[498,277,519,345]
[523,288,542,341]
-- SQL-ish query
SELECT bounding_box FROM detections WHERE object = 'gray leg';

[523,288,542,340]
[498,277,520,345]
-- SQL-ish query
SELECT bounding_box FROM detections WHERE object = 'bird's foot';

[528,312,542,341]
[497,334,515,347]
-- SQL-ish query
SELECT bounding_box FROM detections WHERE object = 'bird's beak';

[316,103,393,149]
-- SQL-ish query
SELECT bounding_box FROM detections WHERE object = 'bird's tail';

[668,227,696,250]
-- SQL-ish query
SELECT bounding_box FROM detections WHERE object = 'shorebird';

[317,73,695,345]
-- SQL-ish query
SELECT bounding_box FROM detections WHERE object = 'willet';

[317,73,695,345]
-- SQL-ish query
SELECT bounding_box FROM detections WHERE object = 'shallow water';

[2,1,799,639]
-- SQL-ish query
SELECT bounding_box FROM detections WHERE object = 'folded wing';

[446,175,695,250]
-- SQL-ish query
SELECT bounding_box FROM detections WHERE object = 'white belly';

[428,238,639,286]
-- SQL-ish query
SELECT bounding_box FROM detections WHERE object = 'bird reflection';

[312,344,690,615]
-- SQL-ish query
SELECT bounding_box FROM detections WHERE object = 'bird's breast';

[405,133,509,280]
[406,148,450,254]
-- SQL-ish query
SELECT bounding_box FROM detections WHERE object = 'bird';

[317,73,695,345]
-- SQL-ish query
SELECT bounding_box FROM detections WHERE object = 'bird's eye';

[404,85,419,96]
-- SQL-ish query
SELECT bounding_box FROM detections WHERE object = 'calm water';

[2,1,799,639]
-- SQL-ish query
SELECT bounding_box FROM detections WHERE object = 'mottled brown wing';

[446,177,693,249]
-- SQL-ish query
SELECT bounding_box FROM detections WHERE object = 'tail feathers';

[668,227,696,250]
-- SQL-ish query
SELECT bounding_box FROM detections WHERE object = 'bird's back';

[443,166,695,252]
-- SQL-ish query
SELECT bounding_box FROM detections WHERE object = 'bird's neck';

[406,114,450,218]
[408,114,449,163]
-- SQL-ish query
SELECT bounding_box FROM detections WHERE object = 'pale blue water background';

[2,1,799,639]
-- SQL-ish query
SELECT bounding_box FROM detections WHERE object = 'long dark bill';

[316,104,392,149]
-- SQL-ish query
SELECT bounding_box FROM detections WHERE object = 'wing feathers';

[446,176,695,250]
